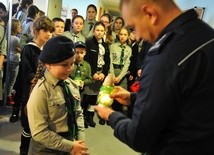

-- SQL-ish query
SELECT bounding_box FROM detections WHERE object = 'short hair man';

[95,0,214,154]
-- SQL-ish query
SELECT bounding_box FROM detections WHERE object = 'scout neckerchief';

[58,80,78,140]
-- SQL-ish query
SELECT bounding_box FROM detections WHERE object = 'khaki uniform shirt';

[27,70,85,152]
[109,42,132,80]
[82,19,97,38]
[0,24,7,57]
[0,23,6,100]
[63,30,85,43]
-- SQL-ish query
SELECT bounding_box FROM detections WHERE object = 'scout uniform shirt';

[82,19,97,38]
[0,22,7,100]
[27,70,85,152]
[63,29,85,43]
[109,42,132,80]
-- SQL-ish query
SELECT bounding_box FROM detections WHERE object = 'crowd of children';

[0,1,152,155]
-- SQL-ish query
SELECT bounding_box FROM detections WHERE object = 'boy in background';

[70,41,92,128]
[52,17,65,37]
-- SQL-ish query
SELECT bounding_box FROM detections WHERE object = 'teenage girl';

[109,27,132,113]
[82,4,97,38]
[84,22,110,127]
[18,16,54,155]
[63,15,85,43]
[6,18,22,105]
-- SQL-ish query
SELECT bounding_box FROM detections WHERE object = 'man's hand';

[110,86,131,106]
[94,106,114,120]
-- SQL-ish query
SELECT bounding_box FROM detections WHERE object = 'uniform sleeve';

[83,62,93,86]
[75,98,85,141]
[108,55,178,152]
[27,85,73,152]
[14,37,21,51]
[21,46,36,83]
[0,25,7,56]
[109,44,115,76]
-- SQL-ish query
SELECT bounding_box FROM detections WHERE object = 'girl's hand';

[114,77,120,84]
[70,140,89,155]
[93,73,100,80]
[98,73,105,81]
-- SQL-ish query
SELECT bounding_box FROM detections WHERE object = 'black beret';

[74,41,86,48]
[39,36,75,63]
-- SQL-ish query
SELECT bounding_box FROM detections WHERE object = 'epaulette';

[37,77,46,87]
[148,31,173,54]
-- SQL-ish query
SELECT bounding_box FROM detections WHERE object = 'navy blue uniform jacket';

[109,9,214,155]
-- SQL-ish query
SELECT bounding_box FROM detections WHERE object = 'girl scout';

[27,36,89,155]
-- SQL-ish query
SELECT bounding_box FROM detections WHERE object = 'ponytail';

[30,61,45,92]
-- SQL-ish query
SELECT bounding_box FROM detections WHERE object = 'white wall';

[175,0,214,28]
[62,0,97,19]
[34,0,49,15]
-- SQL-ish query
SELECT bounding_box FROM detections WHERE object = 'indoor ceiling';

[102,0,121,16]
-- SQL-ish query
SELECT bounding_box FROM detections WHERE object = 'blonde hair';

[11,18,21,35]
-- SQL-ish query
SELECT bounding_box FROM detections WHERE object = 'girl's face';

[114,18,123,31]
[87,7,97,21]
[71,10,78,18]
[54,21,65,36]
[119,28,129,44]
[36,29,52,44]
[93,25,105,40]
[72,17,84,33]
[100,16,110,29]
[46,56,75,80]
[16,22,22,34]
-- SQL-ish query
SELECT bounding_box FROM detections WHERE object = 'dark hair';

[100,13,113,45]
[93,21,105,31]
[86,4,97,13]
[27,5,39,19]
[0,2,7,12]
[38,10,45,17]
[71,8,78,14]
[101,13,112,23]
[20,0,33,9]
[0,3,8,24]
[52,17,64,23]
[32,16,55,35]
[112,16,125,31]
[71,15,84,23]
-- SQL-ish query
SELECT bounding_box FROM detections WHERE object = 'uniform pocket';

[48,98,66,120]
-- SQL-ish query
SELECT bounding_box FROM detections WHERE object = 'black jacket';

[20,42,41,105]
[85,36,110,76]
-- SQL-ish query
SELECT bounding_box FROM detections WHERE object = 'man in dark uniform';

[95,0,214,154]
